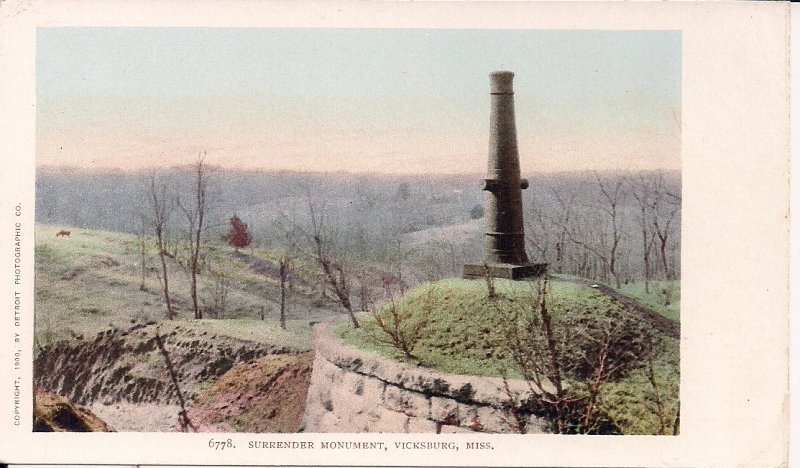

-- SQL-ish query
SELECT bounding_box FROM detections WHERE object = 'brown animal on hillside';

[55,230,71,238]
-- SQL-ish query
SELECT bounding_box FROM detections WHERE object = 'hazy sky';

[36,28,681,174]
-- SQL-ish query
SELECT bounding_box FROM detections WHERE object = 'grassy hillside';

[551,273,680,323]
[339,278,678,376]
[616,280,680,323]
[337,277,679,435]
[34,223,328,347]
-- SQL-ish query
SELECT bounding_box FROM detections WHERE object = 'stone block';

[463,263,547,280]
[475,404,516,433]
[367,408,410,433]
[361,375,386,399]
[341,369,367,395]
[318,388,334,412]
[332,364,348,384]
[301,399,325,432]
[336,409,379,433]
[330,385,371,416]
[457,404,484,432]
[340,369,385,400]
[383,385,430,418]
[440,424,476,434]
[430,396,460,424]
[314,355,340,383]
[315,410,343,433]
[406,416,438,433]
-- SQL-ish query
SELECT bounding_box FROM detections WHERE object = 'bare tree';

[306,199,360,329]
[364,282,430,361]
[352,224,374,312]
[278,258,290,329]
[525,205,552,264]
[652,173,681,280]
[630,174,658,293]
[177,153,209,320]
[645,345,666,434]
[277,224,301,330]
[595,175,627,288]
[550,188,576,275]
[501,277,571,433]
[138,214,147,291]
[149,175,175,320]
[154,328,196,432]
[548,176,627,286]
[500,275,654,434]
[203,261,229,319]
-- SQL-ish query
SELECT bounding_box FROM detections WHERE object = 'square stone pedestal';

[463,262,548,280]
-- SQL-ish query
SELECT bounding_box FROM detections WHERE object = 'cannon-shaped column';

[464,71,547,280]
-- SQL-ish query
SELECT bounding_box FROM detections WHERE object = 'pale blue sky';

[37,28,681,173]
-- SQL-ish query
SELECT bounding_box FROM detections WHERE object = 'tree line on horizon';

[35,164,681,321]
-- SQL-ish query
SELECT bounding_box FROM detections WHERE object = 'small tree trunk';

[641,224,651,293]
[359,272,371,312]
[158,248,174,320]
[659,239,671,280]
[190,266,201,319]
[139,221,147,291]
[279,260,288,330]
[538,278,566,433]
[647,358,666,435]
[338,289,359,329]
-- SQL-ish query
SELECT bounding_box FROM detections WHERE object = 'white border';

[0,1,790,466]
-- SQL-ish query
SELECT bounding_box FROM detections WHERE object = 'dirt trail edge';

[558,277,680,340]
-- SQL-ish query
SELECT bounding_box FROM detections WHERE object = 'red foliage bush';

[224,215,252,249]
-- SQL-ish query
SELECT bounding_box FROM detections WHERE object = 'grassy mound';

[551,274,680,323]
[337,277,679,435]
[340,278,649,377]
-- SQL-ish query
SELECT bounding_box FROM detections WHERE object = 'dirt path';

[558,277,680,340]
[232,250,405,322]
[232,251,308,286]
[231,251,343,323]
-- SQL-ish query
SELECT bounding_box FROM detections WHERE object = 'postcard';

[0,1,790,466]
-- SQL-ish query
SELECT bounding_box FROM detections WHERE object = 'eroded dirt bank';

[34,321,301,407]
[186,352,314,432]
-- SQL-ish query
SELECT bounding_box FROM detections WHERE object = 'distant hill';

[35,166,681,285]
[403,217,483,247]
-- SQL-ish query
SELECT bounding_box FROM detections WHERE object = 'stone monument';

[463,71,547,280]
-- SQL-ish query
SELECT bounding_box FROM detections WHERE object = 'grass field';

[552,273,680,323]
[34,223,327,346]
[188,319,312,351]
[616,280,680,323]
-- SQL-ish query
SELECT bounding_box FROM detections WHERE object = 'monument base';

[462,262,548,280]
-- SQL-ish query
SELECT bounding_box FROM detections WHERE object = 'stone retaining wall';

[303,323,550,434]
